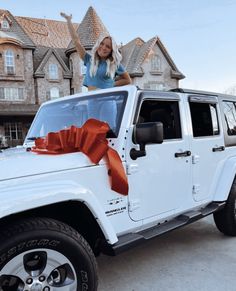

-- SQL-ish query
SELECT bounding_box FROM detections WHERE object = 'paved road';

[97,216,236,291]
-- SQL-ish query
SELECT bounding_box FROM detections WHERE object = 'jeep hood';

[0,147,98,181]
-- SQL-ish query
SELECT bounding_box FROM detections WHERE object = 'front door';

[127,95,192,221]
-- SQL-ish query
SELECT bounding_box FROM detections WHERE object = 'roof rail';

[169,88,218,97]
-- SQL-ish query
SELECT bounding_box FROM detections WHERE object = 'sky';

[1,0,236,93]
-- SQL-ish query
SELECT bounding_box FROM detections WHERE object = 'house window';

[4,122,23,141]
[69,59,73,73]
[151,55,161,71]
[150,83,165,90]
[1,19,10,29]
[143,82,165,91]
[5,50,15,75]
[49,64,58,79]
[50,87,60,99]
[0,87,24,101]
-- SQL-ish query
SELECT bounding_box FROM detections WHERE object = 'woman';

[61,12,132,91]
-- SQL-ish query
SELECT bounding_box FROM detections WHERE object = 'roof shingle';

[16,16,78,49]
[121,36,185,79]
[67,6,109,52]
[0,9,35,48]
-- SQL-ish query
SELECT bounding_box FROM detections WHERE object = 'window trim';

[150,54,161,72]
[0,87,24,101]
[134,96,182,140]
[4,122,23,141]
[221,100,236,146]
[4,50,15,75]
[189,101,220,138]
[189,95,218,104]
[50,87,60,99]
[49,64,59,80]
[134,92,180,124]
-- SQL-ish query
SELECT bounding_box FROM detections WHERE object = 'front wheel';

[214,180,236,236]
[0,218,98,290]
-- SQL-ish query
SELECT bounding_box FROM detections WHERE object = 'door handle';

[174,151,191,158]
[212,146,225,152]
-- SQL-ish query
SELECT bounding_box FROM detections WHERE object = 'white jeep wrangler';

[0,85,236,290]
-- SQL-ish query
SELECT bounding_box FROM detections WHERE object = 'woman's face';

[97,37,112,60]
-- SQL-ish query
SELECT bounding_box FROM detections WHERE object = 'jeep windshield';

[26,91,127,143]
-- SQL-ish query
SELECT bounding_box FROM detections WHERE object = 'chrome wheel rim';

[0,249,77,291]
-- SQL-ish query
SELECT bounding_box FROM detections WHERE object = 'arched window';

[50,87,60,99]
[49,64,58,79]
[5,50,15,74]
[151,55,161,71]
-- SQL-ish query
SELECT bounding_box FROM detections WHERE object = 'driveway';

[97,216,236,291]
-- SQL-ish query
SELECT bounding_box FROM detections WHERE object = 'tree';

[224,85,236,95]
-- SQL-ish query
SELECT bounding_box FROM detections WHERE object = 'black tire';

[0,217,98,291]
[213,181,236,236]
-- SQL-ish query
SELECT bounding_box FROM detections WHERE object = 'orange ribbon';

[31,119,128,195]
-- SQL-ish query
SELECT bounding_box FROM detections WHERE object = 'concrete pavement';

[97,216,236,291]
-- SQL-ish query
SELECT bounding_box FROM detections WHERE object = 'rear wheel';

[214,181,236,236]
[0,217,98,290]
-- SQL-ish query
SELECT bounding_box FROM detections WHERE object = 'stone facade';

[36,53,71,103]
[69,53,83,94]
[0,7,185,148]
[134,45,179,90]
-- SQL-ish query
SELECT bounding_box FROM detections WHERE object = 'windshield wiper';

[27,130,116,141]
[26,136,42,141]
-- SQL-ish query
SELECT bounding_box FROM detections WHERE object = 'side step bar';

[105,202,225,256]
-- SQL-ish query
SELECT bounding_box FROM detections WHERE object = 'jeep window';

[222,101,236,136]
[137,100,181,139]
[26,91,127,140]
[189,102,219,137]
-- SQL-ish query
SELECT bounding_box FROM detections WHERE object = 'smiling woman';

[60,12,131,91]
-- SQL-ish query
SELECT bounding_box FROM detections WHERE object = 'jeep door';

[126,93,192,222]
[187,95,225,201]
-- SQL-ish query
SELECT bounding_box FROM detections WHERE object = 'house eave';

[171,70,185,80]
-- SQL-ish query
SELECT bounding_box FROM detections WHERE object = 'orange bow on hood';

[32,119,128,195]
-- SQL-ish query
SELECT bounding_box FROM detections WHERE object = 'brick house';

[0,6,184,147]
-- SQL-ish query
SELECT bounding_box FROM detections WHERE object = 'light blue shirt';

[83,53,126,89]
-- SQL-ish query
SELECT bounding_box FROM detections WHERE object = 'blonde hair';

[90,33,122,79]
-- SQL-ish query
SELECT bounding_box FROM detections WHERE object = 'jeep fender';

[213,156,236,201]
[0,180,118,244]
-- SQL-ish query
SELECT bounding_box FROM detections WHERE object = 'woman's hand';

[60,12,86,60]
[60,12,72,21]
[114,72,132,87]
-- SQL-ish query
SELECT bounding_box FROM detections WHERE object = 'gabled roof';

[0,9,35,48]
[66,6,109,53]
[34,47,72,78]
[0,12,12,25]
[16,16,78,49]
[121,36,185,79]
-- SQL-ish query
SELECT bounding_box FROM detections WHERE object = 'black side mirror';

[133,122,163,145]
[130,122,163,160]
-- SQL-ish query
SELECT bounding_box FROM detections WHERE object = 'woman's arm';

[60,12,86,60]
[114,72,132,87]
